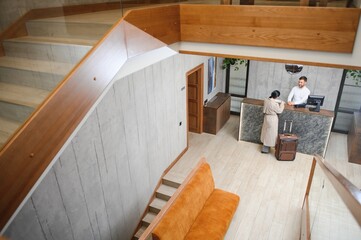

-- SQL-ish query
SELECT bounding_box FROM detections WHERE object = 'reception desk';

[238,98,334,156]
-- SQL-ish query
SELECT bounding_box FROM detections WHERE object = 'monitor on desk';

[307,95,325,112]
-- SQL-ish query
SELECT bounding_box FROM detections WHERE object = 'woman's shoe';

[261,145,270,153]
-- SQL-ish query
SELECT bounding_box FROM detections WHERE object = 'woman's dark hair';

[270,90,280,99]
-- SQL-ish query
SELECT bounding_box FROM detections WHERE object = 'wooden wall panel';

[124,5,181,45]
[179,5,361,53]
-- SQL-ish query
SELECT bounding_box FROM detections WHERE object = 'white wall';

[3,53,210,240]
[247,60,343,110]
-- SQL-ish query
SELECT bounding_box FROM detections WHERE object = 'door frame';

[186,64,204,137]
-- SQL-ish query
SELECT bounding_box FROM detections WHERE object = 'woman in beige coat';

[260,90,285,153]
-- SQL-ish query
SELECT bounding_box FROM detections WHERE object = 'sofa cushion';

[152,162,215,240]
[185,189,240,240]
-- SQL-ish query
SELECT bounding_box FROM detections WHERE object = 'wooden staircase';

[133,172,184,240]
[0,11,119,148]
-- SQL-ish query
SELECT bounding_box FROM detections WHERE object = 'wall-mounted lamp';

[285,64,303,75]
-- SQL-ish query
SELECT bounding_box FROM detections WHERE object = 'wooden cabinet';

[203,92,231,134]
[348,112,361,165]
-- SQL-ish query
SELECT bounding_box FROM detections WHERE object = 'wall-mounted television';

[307,95,325,112]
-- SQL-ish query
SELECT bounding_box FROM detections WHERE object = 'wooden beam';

[179,5,361,53]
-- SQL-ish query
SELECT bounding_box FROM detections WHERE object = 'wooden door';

[187,64,203,133]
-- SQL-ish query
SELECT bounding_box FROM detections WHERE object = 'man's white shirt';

[287,86,310,104]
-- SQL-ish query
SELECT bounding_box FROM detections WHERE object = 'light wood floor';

[167,115,361,240]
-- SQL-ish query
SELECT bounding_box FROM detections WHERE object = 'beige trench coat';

[260,98,285,147]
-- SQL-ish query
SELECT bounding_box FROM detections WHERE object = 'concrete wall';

[4,53,211,240]
[247,60,343,111]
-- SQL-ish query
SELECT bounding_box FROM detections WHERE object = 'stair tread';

[0,82,50,108]
[156,184,177,197]
[0,56,73,75]
[163,171,185,187]
[30,9,122,25]
[134,225,153,240]
[0,116,21,134]
[0,131,9,147]
[4,36,97,46]
[149,197,167,211]
[0,117,21,147]
[142,211,157,225]
[134,225,149,239]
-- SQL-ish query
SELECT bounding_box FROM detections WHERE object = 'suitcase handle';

[283,120,293,134]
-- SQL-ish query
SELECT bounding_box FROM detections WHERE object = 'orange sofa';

[152,160,240,240]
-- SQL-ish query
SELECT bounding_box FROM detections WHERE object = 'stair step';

[149,197,167,214]
[26,20,113,40]
[133,225,152,240]
[0,56,72,90]
[142,212,157,227]
[3,36,94,63]
[0,101,33,123]
[0,117,21,148]
[162,171,184,188]
[5,36,97,46]
[0,131,8,147]
[0,82,50,108]
[34,9,123,25]
[0,56,73,75]
[0,116,21,135]
[156,184,177,201]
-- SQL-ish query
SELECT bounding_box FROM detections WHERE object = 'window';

[225,59,249,114]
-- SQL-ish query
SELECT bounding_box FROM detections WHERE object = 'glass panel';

[334,70,361,133]
[0,1,131,149]
[230,96,243,113]
[308,164,361,240]
[339,86,361,111]
[229,61,247,96]
[334,112,354,132]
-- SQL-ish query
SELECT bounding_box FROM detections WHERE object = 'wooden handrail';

[0,4,361,231]
[139,157,207,240]
[313,154,361,226]
[301,155,361,239]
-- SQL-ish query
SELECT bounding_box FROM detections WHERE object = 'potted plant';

[222,58,247,70]
[347,70,361,85]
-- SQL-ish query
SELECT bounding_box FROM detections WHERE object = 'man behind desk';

[287,76,310,106]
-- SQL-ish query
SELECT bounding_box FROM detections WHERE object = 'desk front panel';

[239,100,334,156]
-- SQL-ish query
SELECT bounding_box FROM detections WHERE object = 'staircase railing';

[301,154,361,239]
[0,3,360,232]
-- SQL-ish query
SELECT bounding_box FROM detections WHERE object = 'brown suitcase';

[275,120,298,161]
